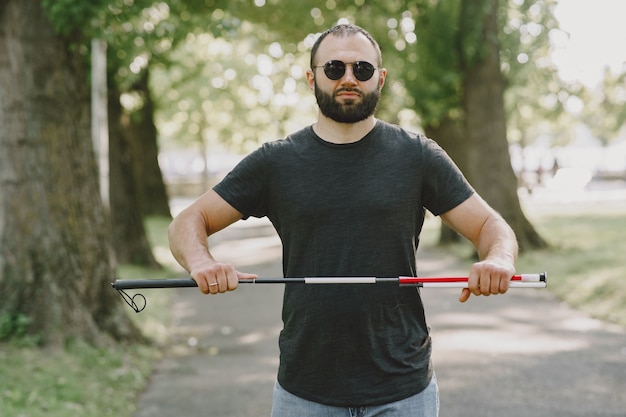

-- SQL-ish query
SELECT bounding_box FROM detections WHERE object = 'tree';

[500,0,568,150]
[108,81,160,267]
[581,69,626,147]
[459,0,546,250]
[111,1,551,251]
[124,69,172,217]
[397,0,551,249]
[230,0,549,249]
[99,0,177,266]
[150,22,318,159]
[100,0,247,231]
[0,0,141,346]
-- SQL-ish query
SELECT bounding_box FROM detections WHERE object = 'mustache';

[335,87,363,96]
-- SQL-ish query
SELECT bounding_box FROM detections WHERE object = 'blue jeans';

[271,374,439,417]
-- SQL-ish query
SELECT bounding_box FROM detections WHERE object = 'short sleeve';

[419,137,474,216]
[212,146,269,219]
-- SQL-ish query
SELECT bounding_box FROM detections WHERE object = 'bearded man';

[168,24,518,417]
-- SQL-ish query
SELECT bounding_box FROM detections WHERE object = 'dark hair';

[310,24,382,68]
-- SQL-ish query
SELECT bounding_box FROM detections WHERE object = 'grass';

[1,209,625,416]
[516,210,626,326]
[0,341,157,417]
[0,216,179,417]
[421,206,626,327]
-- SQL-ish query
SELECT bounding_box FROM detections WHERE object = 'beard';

[314,82,381,124]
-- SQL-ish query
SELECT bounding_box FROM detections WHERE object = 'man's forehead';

[315,33,378,62]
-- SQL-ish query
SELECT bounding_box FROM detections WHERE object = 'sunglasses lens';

[322,61,376,81]
[323,61,346,80]
[353,62,375,81]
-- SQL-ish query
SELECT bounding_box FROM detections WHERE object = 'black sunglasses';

[313,60,378,82]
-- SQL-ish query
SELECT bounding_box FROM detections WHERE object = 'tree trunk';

[108,85,161,267]
[425,119,464,245]
[126,68,171,218]
[0,0,143,346]
[459,0,547,251]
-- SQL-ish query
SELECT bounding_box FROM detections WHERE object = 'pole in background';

[91,39,109,209]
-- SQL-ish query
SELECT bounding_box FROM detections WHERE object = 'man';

[169,24,517,417]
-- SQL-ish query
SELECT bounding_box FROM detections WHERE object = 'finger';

[207,278,219,294]
[219,263,244,293]
[230,271,257,292]
[237,272,258,280]
[479,271,492,296]
[490,272,502,295]
[218,266,233,293]
[192,274,210,294]
[468,269,481,297]
[499,274,510,294]
[459,288,471,303]
[211,264,230,294]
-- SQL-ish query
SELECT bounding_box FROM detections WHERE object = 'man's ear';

[378,68,387,89]
[306,69,316,91]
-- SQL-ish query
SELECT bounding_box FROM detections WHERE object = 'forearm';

[168,190,243,273]
[168,198,254,295]
[168,209,215,273]
[475,214,518,265]
[440,195,518,301]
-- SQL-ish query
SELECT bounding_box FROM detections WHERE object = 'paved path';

[133,218,626,417]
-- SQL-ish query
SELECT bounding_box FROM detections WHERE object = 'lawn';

[516,209,626,326]
[1,208,625,416]
[0,217,177,417]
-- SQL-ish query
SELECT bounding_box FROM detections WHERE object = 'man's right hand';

[190,261,258,294]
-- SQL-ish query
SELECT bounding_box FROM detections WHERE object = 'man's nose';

[340,63,358,83]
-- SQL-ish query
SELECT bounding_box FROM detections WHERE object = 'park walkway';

[133,216,626,417]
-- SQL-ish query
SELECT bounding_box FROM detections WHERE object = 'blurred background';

[155,2,624,181]
[1,1,625,416]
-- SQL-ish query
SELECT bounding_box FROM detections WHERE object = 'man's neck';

[312,115,377,144]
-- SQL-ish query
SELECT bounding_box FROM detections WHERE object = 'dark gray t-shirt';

[213,121,474,406]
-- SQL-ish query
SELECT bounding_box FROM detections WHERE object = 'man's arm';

[168,189,257,294]
[439,194,518,302]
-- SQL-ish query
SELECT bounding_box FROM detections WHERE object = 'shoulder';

[257,126,314,156]
[263,126,312,148]
[376,121,432,145]
[374,121,442,156]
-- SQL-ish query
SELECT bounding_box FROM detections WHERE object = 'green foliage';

[97,0,257,155]
[0,313,39,345]
[85,0,622,155]
[150,22,317,152]
[406,0,463,125]
[99,0,562,152]
[41,0,109,36]
[579,70,626,146]
[458,0,492,67]
[500,0,572,147]
[98,0,254,93]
